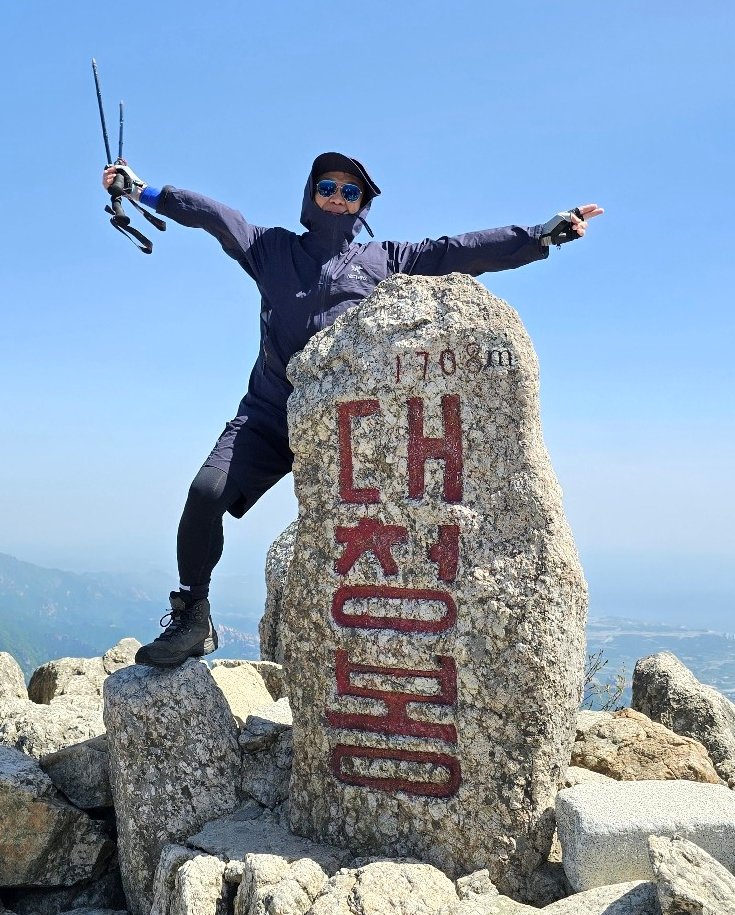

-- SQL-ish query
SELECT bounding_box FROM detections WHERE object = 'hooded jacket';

[155,154,548,440]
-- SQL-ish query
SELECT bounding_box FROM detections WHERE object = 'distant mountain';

[1,554,733,704]
[585,615,735,706]
[0,553,258,678]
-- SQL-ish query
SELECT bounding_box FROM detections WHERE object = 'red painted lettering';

[335,518,408,576]
[337,400,381,504]
[330,745,461,797]
[428,524,460,582]
[327,650,457,741]
[332,585,457,633]
[407,395,463,503]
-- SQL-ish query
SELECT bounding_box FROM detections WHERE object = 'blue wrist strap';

[140,186,161,208]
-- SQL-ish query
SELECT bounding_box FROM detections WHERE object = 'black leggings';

[176,465,244,598]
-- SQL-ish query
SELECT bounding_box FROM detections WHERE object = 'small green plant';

[581,648,627,711]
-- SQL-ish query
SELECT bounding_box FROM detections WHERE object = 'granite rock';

[0,746,113,887]
[556,779,735,892]
[210,662,274,726]
[0,653,27,700]
[40,734,112,808]
[240,699,293,808]
[563,765,615,788]
[2,850,125,915]
[260,520,298,664]
[632,651,735,788]
[309,860,459,915]
[102,638,141,674]
[571,707,722,783]
[0,694,104,758]
[212,660,286,701]
[28,656,108,704]
[27,640,139,705]
[234,854,328,915]
[170,854,233,915]
[187,800,350,875]
[282,273,587,894]
[103,660,241,915]
[648,834,735,915]
[541,880,660,914]
[149,845,197,915]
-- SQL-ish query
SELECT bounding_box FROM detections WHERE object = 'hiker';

[102,151,603,667]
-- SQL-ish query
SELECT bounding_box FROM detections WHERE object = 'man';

[102,151,603,667]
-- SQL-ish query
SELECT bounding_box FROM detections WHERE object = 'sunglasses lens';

[341,183,362,202]
[317,179,337,198]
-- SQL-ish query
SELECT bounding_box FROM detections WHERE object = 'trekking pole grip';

[108,171,129,225]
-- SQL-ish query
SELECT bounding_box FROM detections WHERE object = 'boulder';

[169,854,233,915]
[187,799,350,874]
[234,854,328,915]
[571,707,722,783]
[2,850,125,915]
[211,659,286,701]
[0,652,27,700]
[556,779,735,892]
[249,661,286,700]
[149,845,198,915]
[308,860,460,915]
[103,660,241,915]
[0,694,104,758]
[40,734,112,809]
[632,651,735,788]
[240,698,293,808]
[28,656,107,704]
[102,638,141,674]
[648,834,735,915]
[210,662,274,725]
[26,640,139,705]
[0,746,114,886]
[259,519,298,664]
[283,273,587,895]
[455,898,537,915]
[541,880,660,914]
[563,765,615,788]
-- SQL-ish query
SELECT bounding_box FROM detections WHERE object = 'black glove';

[540,207,583,247]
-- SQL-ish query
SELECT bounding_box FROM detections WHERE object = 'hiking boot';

[135,592,218,667]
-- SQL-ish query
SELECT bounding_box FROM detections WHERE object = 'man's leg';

[135,466,241,667]
[135,424,294,667]
[176,465,243,602]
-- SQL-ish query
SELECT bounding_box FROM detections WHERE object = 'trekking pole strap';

[105,202,154,254]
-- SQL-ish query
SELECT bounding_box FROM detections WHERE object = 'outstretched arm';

[389,204,604,277]
[101,165,267,279]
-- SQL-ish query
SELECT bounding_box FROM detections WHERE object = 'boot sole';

[135,632,218,668]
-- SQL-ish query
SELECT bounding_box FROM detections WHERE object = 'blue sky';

[1,2,732,628]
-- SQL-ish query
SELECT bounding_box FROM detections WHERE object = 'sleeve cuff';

[140,186,162,208]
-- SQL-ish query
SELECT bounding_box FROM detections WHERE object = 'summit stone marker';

[282,273,587,896]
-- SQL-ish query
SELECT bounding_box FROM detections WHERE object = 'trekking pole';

[91,58,127,224]
[91,59,164,254]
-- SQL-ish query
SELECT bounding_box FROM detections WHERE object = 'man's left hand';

[570,203,605,238]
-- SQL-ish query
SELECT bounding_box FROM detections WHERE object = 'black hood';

[300,151,381,243]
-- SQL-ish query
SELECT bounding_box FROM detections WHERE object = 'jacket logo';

[347,265,366,280]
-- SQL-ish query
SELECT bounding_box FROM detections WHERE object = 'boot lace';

[155,608,193,641]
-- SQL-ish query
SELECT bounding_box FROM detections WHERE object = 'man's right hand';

[102,163,147,202]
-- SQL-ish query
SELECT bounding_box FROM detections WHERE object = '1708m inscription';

[394,344,514,383]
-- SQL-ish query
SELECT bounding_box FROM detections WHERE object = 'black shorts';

[202,416,294,518]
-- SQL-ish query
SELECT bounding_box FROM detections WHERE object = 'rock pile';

[2,276,735,915]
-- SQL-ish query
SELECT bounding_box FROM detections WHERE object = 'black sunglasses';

[316,179,363,203]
